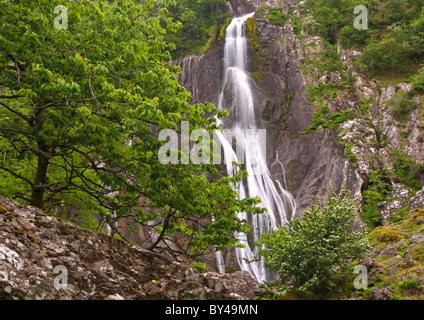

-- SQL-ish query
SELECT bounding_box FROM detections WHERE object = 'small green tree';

[360,168,392,228]
[386,90,418,122]
[412,63,424,92]
[360,37,415,76]
[257,190,371,296]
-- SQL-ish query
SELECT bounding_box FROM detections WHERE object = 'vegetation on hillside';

[303,0,424,78]
[257,191,371,298]
[164,0,230,58]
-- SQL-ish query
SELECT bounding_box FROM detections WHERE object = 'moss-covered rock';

[369,226,406,246]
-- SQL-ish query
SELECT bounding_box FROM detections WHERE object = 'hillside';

[0,196,262,300]
[1,0,424,302]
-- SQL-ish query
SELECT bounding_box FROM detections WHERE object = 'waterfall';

[215,13,297,283]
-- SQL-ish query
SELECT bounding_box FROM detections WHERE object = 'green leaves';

[0,0,264,258]
[257,190,371,296]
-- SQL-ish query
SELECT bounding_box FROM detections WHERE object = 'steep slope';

[176,0,424,222]
[354,209,424,300]
[176,0,363,219]
[0,196,262,300]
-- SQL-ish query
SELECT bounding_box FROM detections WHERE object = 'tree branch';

[0,165,33,186]
[0,101,32,123]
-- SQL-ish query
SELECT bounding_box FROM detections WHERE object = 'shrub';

[412,64,424,92]
[360,168,392,228]
[257,190,371,296]
[391,150,424,194]
[191,261,206,273]
[360,38,415,76]
[386,91,418,122]
[267,8,288,26]
[339,26,368,48]
[402,278,420,290]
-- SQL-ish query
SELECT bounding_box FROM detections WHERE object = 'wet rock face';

[0,197,262,300]
[244,9,363,216]
[176,3,363,218]
[175,47,224,107]
[229,0,259,16]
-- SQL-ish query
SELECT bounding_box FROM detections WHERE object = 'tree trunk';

[31,106,49,209]
[30,152,49,209]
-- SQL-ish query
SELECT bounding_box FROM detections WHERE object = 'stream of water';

[215,13,297,282]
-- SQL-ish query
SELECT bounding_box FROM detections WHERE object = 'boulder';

[369,286,393,300]
[0,196,261,300]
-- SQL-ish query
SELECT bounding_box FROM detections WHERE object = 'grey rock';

[361,257,377,269]
[369,286,393,300]
[402,258,415,267]
[395,240,407,249]
[409,188,424,211]
[410,234,424,244]
[202,271,263,300]
[388,267,398,275]
[0,196,261,300]
[378,246,397,257]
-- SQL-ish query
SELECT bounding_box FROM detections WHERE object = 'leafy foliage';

[191,261,206,273]
[304,83,353,134]
[267,8,288,26]
[360,168,392,228]
[359,38,416,76]
[412,63,424,92]
[0,0,265,258]
[257,190,371,296]
[386,90,418,122]
[391,150,424,195]
[164,0,229,58]
[304,0,424,77]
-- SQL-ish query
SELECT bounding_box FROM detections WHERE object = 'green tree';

[0,0,264,258]
[257,190,370,296]
[411,7,424,55]
[165,0,228,58]
[359,37,415,76]
[412,63,424,92]
[361,168,392,228]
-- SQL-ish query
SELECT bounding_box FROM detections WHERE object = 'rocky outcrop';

[175,48,224,106]
[0,196,262,300]
[229,0,259,16]
[349,209,424,300]
[174,0,424,273]
[175,1,364,218]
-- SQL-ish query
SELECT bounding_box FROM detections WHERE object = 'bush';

[267,8,288,26]
[360,168,392,228]
[339,26,368,48]
[191,261,206,273]
[257,190,371,296]
[360,38,415,76]
[391,150,424,194]
[386,90,418,122]
[412,64,424,92]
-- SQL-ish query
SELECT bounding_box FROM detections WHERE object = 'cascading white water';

[216,13,297,282]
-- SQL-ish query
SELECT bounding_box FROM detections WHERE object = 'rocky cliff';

[176,0,424,221]
[0,196,262,300]
[176,0,361,221]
